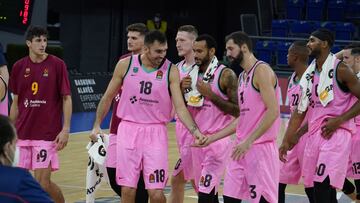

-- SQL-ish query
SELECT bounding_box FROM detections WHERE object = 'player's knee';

[171,173,186,186]
[38,179,51,191]
[223,195,241,203]
[121,186,136,197]
[342,178,355,195]
[148,190,165,201]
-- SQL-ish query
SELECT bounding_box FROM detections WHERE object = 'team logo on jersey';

[156,70,163,80]
[199,176,205,186]
[24,98,29,108]
[133,67,139,73]
[130,96,137,104]
[43,68,48,77]
[149,174,155,183]
[24,68,30,77]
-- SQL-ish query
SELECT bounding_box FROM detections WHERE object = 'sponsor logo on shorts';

[149,174,155,183]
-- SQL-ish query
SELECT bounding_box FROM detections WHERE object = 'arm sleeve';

[18,171,54,203]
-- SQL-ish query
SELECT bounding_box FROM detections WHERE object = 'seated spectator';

[0,115,54,203]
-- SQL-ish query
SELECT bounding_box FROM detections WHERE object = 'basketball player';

[281,28,360,202]
[190,34,238,203]
[91,30,205,203]
[9,26,72,203]
[106,22,149,202]
[198,31,281,203]
[337,44,360,202]
[278,41,314,203]
[169,24,198,203]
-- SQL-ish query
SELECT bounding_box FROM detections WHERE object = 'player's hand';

[192,135,214,147]
[90,126,102,142]
[321,117,342,139]
[181,75,192,92]
[196,80,212,98]
[231,140,252,160]
[193,131,207,145]
[54,129,69,151]
[279,141,292,162]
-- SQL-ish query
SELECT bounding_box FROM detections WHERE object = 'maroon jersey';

[109,90,122,134]
[9,55,71,141]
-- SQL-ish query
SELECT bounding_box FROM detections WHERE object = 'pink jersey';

[354,72,360,126]
[117,55,173,124]
[0,75,8,115]
[236,61,281,143]
[307,60,356,134]
[287,72,308,126]
[195,65,234,134]
[9,55,71,141]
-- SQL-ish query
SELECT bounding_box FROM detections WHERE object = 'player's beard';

[309,47,321,58]
[229,50,244,67]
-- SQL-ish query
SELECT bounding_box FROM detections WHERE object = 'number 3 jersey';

[9,55,71,141]
[117,55,173,124]
[237,61,281,144]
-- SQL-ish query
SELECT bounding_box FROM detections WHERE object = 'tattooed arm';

[197,68,239,117]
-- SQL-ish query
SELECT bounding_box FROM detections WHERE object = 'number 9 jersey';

[117,55,173,124]
[9,55,71,141]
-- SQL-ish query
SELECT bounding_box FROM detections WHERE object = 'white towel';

[298,53,337,113]
[86,135,109,203]
[184,56,219,107]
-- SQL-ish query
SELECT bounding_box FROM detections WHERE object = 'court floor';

[53,120,355,202]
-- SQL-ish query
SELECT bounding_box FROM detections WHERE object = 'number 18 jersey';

[117,55,173,124]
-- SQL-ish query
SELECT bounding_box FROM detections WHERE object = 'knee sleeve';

[135,171,148,203]
[355,179,360,200]
[278,183,286,203]
[342,178,355,195]
[304,187,315,203]
[314,176,337,203]
[198,188,216,203]
[223,195,242,203]
[106,167,121,196]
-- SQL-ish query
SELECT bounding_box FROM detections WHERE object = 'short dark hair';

[225,31,253,52]
[0,115,15,157]
[126,23,148,36]
[290,41,309,63]
[344,42,360,50]
[351,47,360,56]
[178,25,198,38]
[26,26,48,41]
[144,30,167,46]
[195,34,217,50]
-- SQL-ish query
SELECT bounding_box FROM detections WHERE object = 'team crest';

[133,67,139,73]
[156,70,163,80]
[43,68,48,77]
[24,68,30,77]
[199,176,205,186]
[149,174,155,183]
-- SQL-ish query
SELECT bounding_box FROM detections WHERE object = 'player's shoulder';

[47,54,65,64]
[13,56,29,68]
